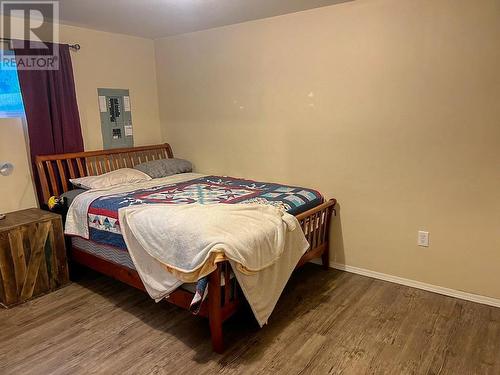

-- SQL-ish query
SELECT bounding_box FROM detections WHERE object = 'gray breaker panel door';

[98,88,133,149]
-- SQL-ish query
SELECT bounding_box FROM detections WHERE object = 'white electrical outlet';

[418,231,429,247]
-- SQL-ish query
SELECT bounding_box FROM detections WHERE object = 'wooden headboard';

[35,144,173,205]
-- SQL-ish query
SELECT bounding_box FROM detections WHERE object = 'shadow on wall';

[330,202,345,266]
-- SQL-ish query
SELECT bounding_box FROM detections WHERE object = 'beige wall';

[0,118,37,213]
[0,19,162,212]
[155,0,500,299]
[59,24,161,150]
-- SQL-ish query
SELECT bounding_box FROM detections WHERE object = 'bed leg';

[321,248,330,270]
[322,208,333,270]
[208,263,224,353]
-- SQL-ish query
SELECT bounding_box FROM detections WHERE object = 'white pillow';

[70,168,151,190]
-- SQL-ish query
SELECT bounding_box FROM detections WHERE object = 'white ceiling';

[56,0,352,39]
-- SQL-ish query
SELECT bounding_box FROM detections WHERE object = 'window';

[0,51,25,118]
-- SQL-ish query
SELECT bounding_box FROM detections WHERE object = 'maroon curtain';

[15,43,84,203]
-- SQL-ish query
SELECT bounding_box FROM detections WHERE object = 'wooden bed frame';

[35,144,336,353]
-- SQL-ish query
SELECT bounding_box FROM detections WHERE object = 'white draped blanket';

[119,203,309,326]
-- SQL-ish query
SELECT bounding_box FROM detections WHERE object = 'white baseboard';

[330,262,500,309]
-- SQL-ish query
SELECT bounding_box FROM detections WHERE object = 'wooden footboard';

[295,199,337,269]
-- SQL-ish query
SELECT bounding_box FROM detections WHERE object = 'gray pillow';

[134,158,192,178]
[60,188,87,206]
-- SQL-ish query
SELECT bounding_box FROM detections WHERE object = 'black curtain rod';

[0,37,81,51]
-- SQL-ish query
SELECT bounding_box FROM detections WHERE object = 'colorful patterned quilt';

[87,175,323,250]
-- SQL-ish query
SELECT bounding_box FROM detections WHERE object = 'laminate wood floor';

[1,264,499,375]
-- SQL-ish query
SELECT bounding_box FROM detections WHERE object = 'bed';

[35,144,336,353]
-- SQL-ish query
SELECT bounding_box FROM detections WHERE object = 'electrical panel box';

[98,88,134,149]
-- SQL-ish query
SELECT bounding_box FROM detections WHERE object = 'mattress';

[71,236,203,294]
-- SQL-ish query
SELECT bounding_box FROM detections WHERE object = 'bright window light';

[0,50,25,118]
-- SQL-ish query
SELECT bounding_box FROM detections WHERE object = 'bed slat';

[45,161,59,196]
[125,153,133,168]
[113,154,122,169]
[56,160,68,192]
[105,155,112,172]
[36,161,50,203]
[66,159,76,179]
[76,158,85,177]
[95,157,103,175]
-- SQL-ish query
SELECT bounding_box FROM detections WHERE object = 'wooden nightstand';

[0,208,69,307]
